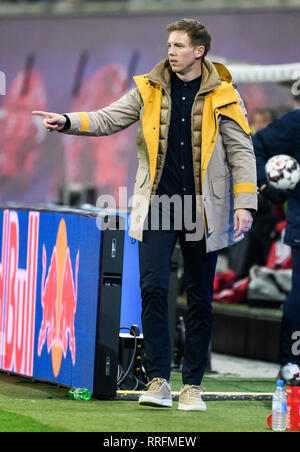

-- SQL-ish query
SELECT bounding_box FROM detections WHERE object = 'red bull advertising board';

[0,207,102,391]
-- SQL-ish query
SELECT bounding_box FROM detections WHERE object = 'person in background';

[251,107,276,134]
[253,93,300,383]
[33,18,257,410]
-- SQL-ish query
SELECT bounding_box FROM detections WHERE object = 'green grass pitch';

[0,371,278,432]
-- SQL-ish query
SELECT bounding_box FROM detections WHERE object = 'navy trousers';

[139,226,218,385]
[279,246,300,365]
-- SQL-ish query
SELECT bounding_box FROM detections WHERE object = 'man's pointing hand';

[32,111,66,131]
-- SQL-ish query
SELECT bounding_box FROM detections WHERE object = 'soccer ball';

[265,154,300,191]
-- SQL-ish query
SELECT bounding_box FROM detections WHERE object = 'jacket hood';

[146,58,232,93]
[213,62,233,83]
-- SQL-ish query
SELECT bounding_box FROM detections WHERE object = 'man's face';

[252,113,272,132]
[168,30,204,76]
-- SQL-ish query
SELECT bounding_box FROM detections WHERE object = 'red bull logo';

[37,219,79,377]
[0,210,39,376]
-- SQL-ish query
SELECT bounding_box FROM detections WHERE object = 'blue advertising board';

[0,207,143,394]
[0,208,102,392]
[119,214,143,335]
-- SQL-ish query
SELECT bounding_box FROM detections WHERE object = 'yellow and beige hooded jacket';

[63,58,257,252]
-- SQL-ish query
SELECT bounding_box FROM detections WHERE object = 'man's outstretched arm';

[32,87,142,137]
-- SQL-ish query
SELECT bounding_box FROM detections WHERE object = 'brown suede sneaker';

[178,385,207,411]
[138,378,173,407]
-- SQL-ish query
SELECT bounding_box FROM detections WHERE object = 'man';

[33,19,257,410]
[253,93,300,383]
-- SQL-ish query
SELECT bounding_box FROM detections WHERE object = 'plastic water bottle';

[68,387,92,401]
[272,380,287,431]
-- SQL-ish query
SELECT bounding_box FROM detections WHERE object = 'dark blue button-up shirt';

[156,73,202,198]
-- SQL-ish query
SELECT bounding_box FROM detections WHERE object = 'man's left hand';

[234,209,253,237]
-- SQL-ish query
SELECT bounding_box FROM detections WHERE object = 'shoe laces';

[183,385,206,397]
[146,378,166,391]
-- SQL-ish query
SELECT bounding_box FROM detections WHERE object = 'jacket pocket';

[212,174,232,198]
